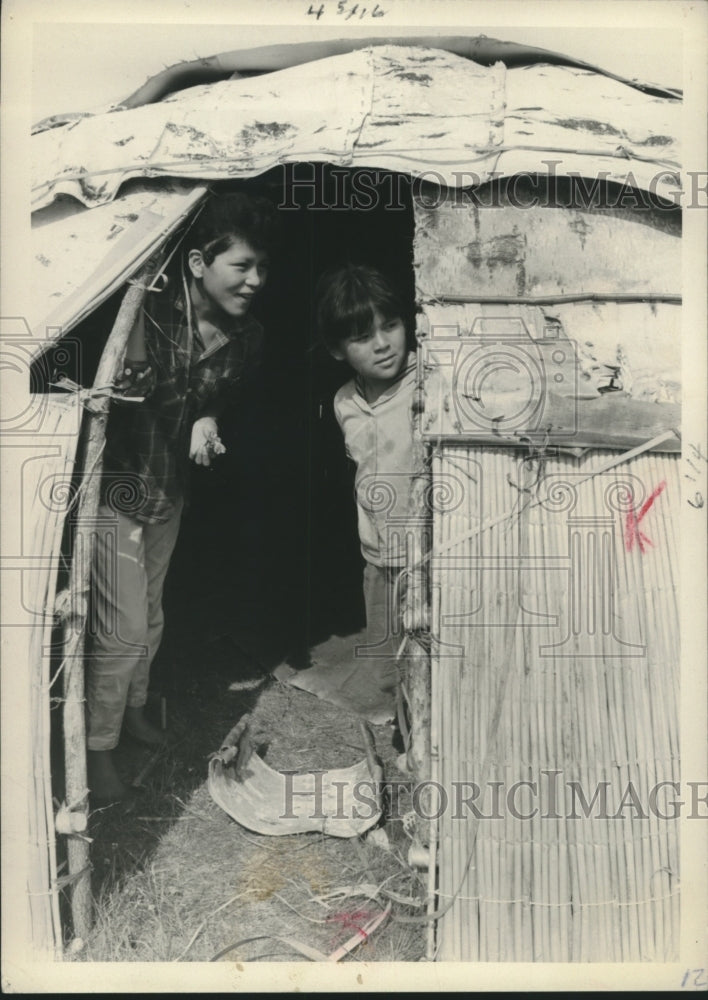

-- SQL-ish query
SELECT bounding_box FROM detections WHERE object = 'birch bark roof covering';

[30,182,206,344]
[32,45,681,213]
[31,45,681,347]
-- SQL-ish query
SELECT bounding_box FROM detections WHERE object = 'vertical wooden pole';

[403,363,432,832]
[403,484,431,785]
[61,275,149,941]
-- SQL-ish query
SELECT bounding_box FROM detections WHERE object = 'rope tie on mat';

[433,886,680,907]
[408,428,679,576]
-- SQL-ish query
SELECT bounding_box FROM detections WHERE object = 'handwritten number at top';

[307,2,387,18]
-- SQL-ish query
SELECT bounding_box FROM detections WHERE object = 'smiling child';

[86,192,279,803]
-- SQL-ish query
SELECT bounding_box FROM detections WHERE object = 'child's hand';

[190,416,226,467]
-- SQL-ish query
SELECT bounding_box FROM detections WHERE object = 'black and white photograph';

[1,0,706,991]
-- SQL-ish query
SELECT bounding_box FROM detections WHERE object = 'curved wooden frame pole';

[60,271,150,942]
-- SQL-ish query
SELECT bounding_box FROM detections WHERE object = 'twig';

[358,721,381,781]
[136,816,198,822]
[209,934,329,963]
[228,824,315,854]
[55,865,92,891]
[271,892,329,924]
[132,746,168,788]
[327,904,392,962]
[381,887,426,908]
[170,794,213,822]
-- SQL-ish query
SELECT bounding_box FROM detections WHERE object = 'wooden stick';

[403,465,432,792]
[426,456,442,960]
[327,904,392,962]
[131,746,167,789]
[357,720,381,785]
[61,270,151,940]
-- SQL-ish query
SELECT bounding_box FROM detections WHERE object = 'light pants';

[86,500,183,751]
[362,562,402,656]
[358,562,404,691]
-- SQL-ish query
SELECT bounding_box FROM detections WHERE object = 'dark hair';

[189,192,281,264]
[315,264,408,353]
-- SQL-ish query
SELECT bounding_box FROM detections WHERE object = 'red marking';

[327,910,375,931]
[625,480,667,553]
[327,909,375,932]
[326,909,376,952]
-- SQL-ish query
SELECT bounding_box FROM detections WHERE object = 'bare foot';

[87,750,130,804]
[123,706,169,746]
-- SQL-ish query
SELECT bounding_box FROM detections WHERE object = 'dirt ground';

[65,620,429,964]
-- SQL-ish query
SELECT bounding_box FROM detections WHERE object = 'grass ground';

[64,626,429,964]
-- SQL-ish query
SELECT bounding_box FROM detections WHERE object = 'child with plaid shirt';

[87,193,279,803]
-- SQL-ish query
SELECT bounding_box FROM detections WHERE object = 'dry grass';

[71,651,427,964]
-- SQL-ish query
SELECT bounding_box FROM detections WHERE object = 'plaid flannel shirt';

[102,286,263,524]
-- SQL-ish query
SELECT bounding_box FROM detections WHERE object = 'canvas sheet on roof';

[32,45,681,214]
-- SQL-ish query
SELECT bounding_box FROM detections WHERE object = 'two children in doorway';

[88,200,422,804]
